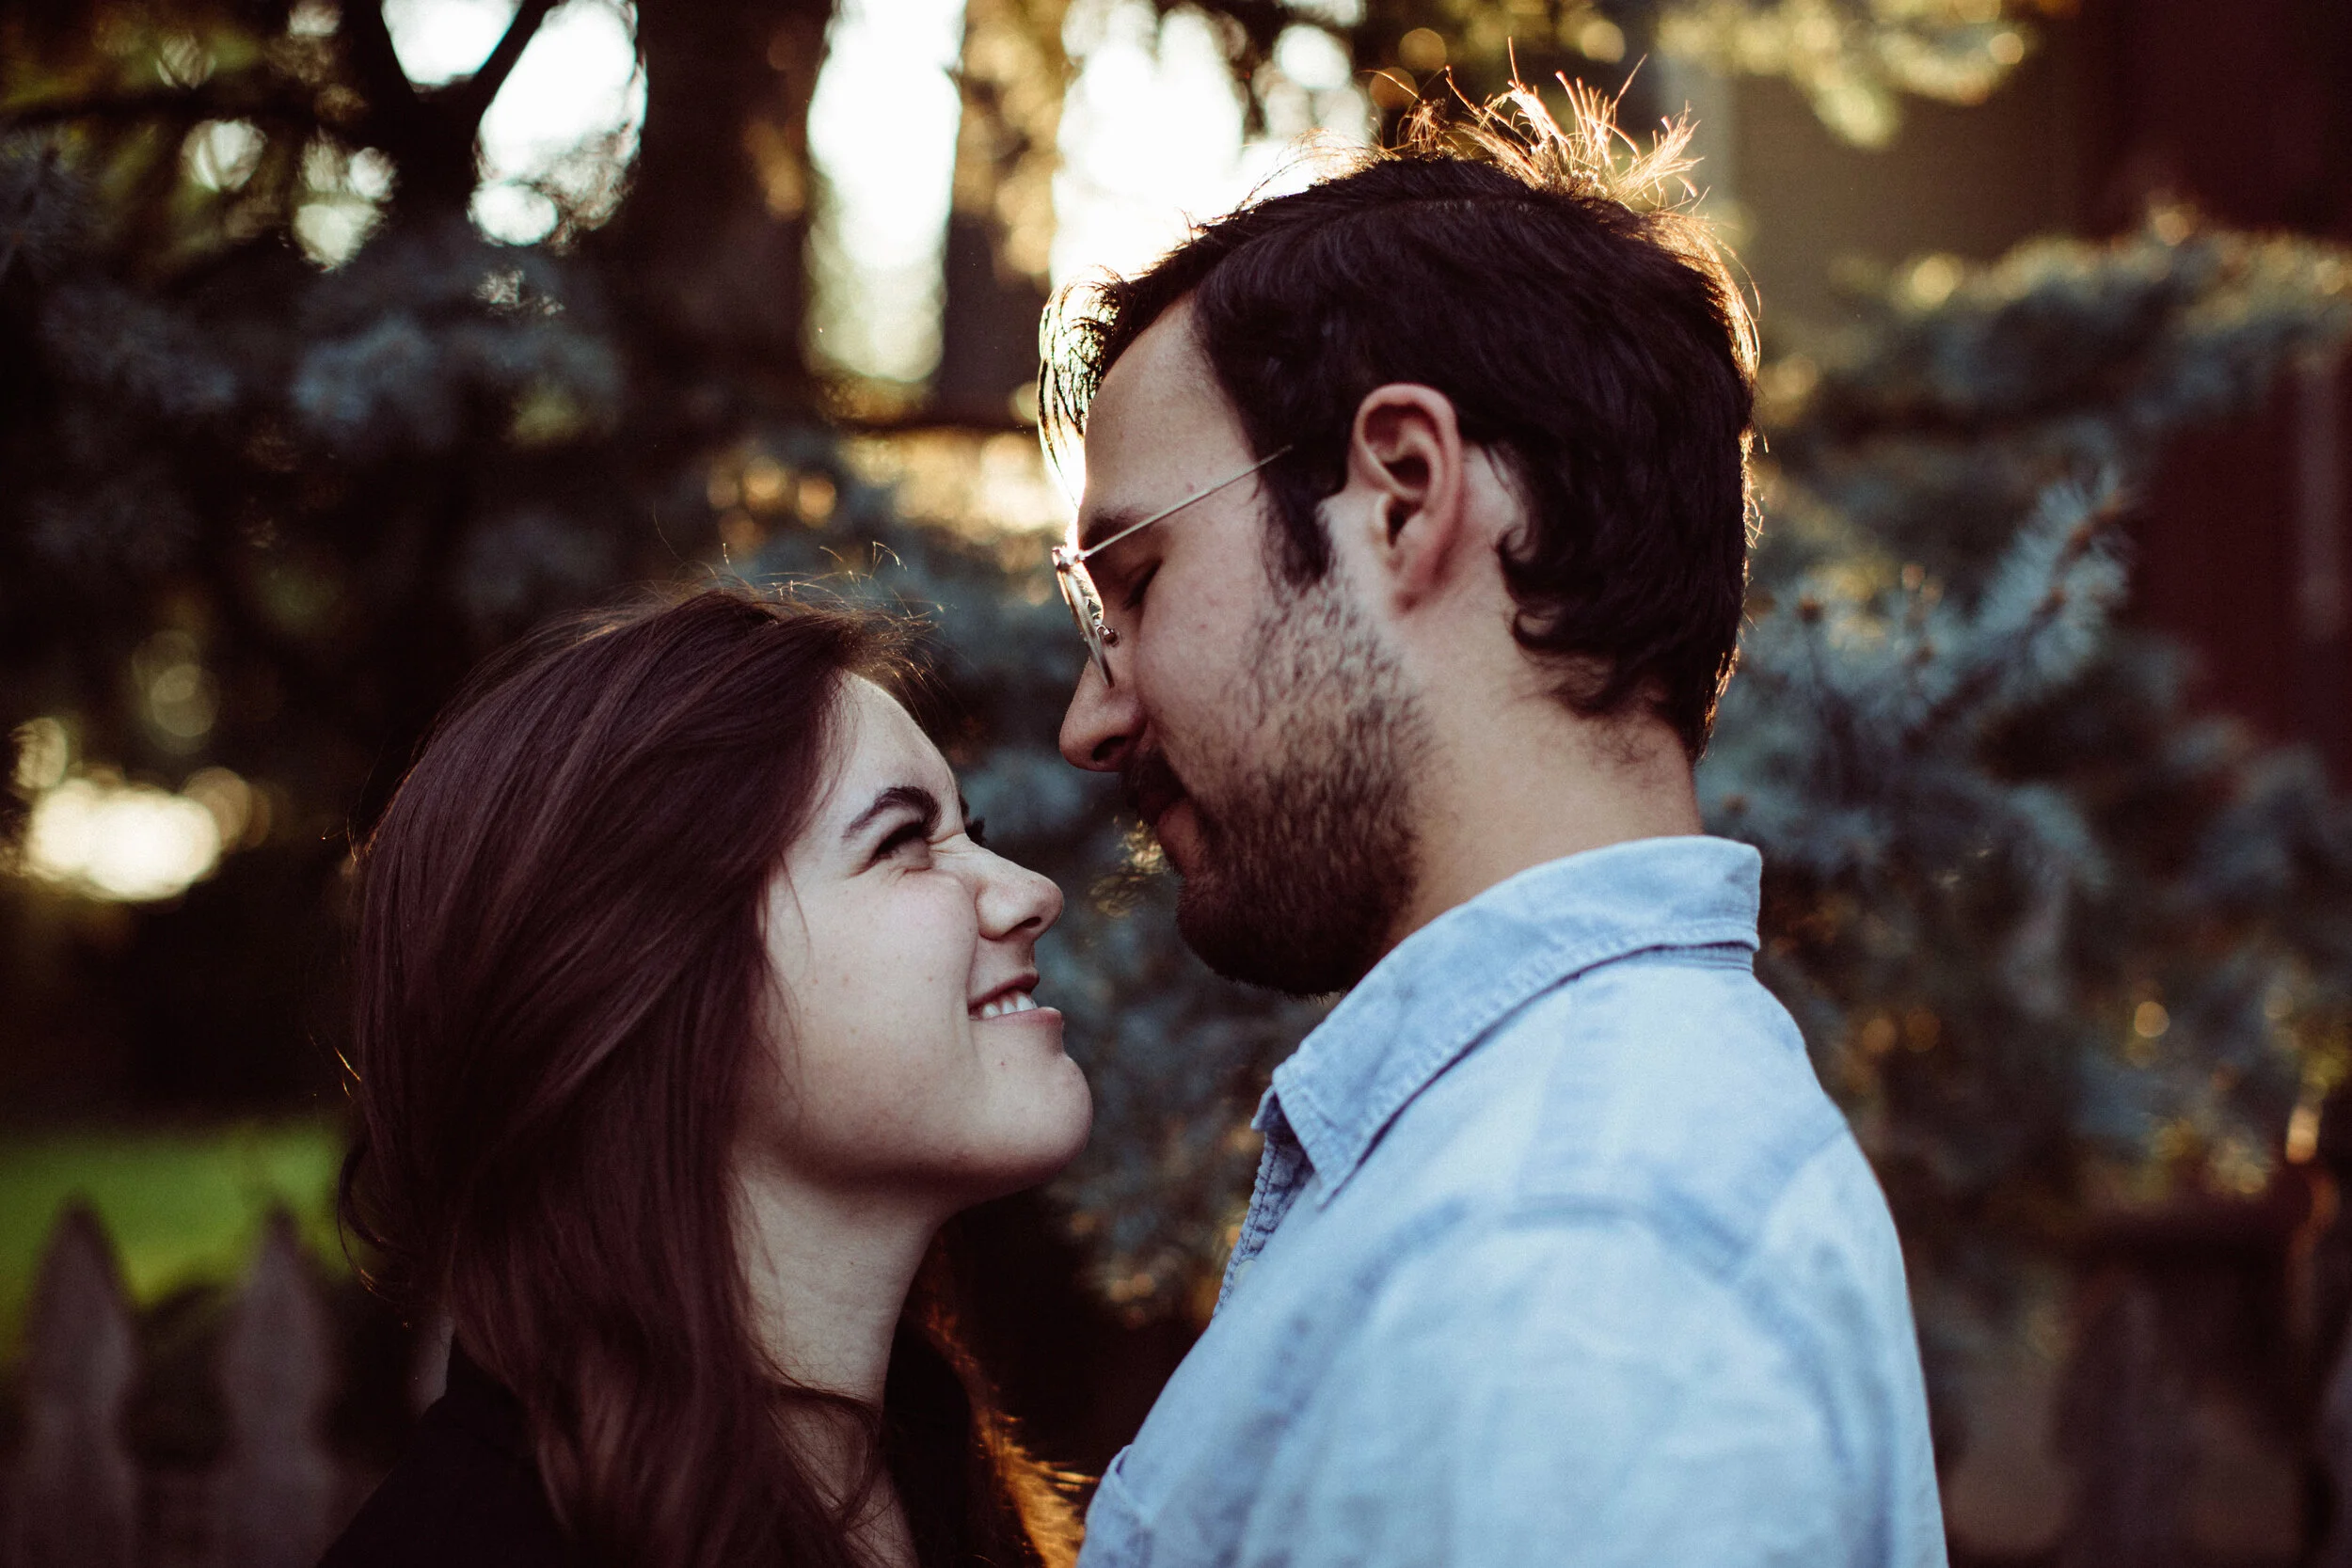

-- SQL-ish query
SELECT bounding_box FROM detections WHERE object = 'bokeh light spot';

[25,777,224,903]
[1397,27,1446,71]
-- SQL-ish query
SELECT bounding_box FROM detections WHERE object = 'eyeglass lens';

[1055,556,1112,677]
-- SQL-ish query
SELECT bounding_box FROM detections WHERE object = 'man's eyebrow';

[842,784,939,842]
[1075,506,1148,553]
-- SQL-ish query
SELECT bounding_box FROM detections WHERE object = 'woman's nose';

[979,853,1063,941]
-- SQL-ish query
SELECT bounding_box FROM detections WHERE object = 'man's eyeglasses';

[1050,447,1292,686]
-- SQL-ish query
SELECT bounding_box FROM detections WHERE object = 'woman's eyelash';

[878,820,930,857]
[1122,565,1159,611]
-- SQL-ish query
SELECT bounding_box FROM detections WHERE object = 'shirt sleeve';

[1230,1152,1943,1568]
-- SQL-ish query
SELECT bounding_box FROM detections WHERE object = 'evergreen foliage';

[0,0,823,1101]
[1710,220,2352,1385]
[6,0,2352,1411]
[1655,0,2058,148]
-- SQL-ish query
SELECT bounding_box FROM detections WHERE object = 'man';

[1042,92,1947,1566]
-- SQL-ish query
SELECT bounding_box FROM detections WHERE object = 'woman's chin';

[1047,1061,1095,1164]
[1023,1059,1095,1176]
[970,1064,1093,1200]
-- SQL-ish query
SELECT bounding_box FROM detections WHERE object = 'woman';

[325,587,1091,1568]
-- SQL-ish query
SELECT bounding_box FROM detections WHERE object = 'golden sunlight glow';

[383,0,516,81]
[135,630,219,751]
[1575,17,1627,64]
[1053,0,1369,289]
[11,720,265,904]
[184,119,264,191]
[2287,1097,2322,1164]
[805,0,967,386]
[1396,27,1446,71]
[377,0,645,246]
[1658,0,2038,150]
[26,778,223,903]
[1906,253,1965,309]
[842,431,1069,541]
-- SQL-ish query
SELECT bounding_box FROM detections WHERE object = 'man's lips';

[1131,776,1184,834]
[1123,752,1188,834]
[1123,752,1201,877]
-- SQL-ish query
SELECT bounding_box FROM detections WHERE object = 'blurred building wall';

[2078,0,2352,774]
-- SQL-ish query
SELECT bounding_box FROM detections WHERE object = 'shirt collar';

[1260,835,1764,1205]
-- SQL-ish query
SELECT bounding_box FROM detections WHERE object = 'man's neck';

[1385,695,1703,958]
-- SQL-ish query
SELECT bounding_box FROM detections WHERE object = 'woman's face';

[749,678,1091,1209]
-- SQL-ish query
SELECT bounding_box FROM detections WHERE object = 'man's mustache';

[1122,749,1189,830]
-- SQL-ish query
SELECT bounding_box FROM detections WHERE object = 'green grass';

[0,1120,346,1354]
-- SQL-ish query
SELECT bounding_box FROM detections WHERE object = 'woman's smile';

[757,676,1090,1199]
[971,988,1048,1021]
[968,971,1043,1020]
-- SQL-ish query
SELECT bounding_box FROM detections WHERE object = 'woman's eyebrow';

[842,784,939,843]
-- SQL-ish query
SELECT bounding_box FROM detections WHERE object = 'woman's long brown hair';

[340,587,1079,1567]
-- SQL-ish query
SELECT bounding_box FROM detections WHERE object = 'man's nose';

[1059,658,1140,773]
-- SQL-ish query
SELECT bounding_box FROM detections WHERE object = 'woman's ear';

[1344,384,1471,611]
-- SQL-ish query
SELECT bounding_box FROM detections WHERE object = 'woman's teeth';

[973,989,1039,1020]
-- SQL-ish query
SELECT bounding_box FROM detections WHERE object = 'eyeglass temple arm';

[1067,446,1293,566]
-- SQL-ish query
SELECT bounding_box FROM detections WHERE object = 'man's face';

[1057,305,1428,995]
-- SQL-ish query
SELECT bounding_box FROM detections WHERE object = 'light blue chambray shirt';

[1077,836,1947,1568]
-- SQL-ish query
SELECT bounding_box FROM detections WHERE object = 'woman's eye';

[1122,563,1160,612]
[877,823,933,863]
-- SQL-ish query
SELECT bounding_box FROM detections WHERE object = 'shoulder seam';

[1495,1114,1851,1284]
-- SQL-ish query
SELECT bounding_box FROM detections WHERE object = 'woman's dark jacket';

[320,1348,569,1567]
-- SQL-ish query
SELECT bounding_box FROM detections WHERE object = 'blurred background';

[2,0,2351,1561]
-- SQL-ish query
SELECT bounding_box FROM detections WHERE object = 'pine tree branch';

[339,0,426,123]
[1793,599,1870,800]
[439,0,564,136]
[0,144,60,287]
[0,87,319,135]
[1906,495,2122,751]
[332,0,561,211]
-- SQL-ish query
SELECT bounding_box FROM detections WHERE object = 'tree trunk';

[933,0,1064,427]
[595,0,836,451]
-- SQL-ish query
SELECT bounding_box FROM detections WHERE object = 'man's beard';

[1133,581,1429,997]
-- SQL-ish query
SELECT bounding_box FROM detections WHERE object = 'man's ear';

[1343,384,1470,611]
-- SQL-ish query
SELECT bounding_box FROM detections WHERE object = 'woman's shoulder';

[320,1349,570,1568]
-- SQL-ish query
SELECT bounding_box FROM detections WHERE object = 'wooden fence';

[11,1192,2352,1567]
[0,1207,432,1568]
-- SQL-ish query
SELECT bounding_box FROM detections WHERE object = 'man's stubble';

[1157,576,1431,997]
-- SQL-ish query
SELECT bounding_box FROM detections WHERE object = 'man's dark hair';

[1043,87,1756,760]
